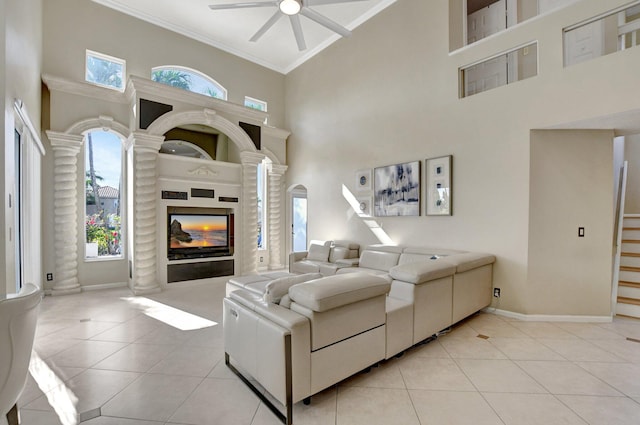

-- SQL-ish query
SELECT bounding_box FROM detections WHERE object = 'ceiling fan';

[208,0,369,51]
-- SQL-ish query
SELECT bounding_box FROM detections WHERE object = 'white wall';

[284,0,640,316]
[624,134,640,213]
[2,0,43,296]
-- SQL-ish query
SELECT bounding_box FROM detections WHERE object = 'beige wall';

[528,130,614,316]
[285,0,640,316]
[2,0,43,296]
[624,134,640,213]
[42,0,286,129]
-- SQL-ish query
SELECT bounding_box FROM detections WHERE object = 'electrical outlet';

[46,273,53,281]
[493,288,501,298]
[578,227,585,237]
[259,257,264,263]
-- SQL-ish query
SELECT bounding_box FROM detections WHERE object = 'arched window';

[85,130,124,259]
[151,66,227,100]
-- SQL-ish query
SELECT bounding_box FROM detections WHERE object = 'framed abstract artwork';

[425,155,452,216]
[374,161,420,216]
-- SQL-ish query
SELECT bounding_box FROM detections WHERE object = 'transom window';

[151,66,227,100]
[85,50,126,91]
[244,96,268,112]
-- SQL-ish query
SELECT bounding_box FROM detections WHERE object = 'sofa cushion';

[290,260,321,274]
[359,250,401,272]
[288,272,390,312]
[263,273,322,304]
[329,246,349,263]
[389,260,456,284]
[307,243,331,262]
[443,253,496,273]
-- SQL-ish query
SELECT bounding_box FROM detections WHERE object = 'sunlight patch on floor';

[29,350,79,425]
[122,297,218,330]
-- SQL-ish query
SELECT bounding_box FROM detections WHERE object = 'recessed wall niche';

[161,124,229,161]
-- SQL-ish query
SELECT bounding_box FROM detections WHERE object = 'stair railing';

[612,161,628,316]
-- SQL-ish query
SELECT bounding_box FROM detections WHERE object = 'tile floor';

[17,281,640,425]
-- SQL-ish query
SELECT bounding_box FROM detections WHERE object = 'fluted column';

[268,164,288,270]
[127,133,164,294]
[241,152,265,275]
[47,132,84,295]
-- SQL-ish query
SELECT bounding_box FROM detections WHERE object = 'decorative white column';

[240,151,265,275]
[268,164,288,270]
[47,132,84,295]
[127,133,164,295]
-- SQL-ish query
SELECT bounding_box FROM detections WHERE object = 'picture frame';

[374,161,421,217]
[355,196,372,216]
[425,155,452,216]
[355,169,372,191]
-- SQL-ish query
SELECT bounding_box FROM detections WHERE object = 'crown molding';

[42,74,130,104]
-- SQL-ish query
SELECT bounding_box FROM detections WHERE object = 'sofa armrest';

[289,251,308,263]
[443,252,496,273]
[389,260,455,284]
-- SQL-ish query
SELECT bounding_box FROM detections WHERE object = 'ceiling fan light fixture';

[279,0,301,15]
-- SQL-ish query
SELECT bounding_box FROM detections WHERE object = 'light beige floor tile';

[589,338,640,363]
[509,321,578,339]
[134,325,195,345]
[538,338,626,362]
[339,361,406,389]
[33,335,83,359]
[47,340,129,368]
[557,395,640,425]
[440,336,508,359]
[456,359,547,393]
[467,322,530,338]
[17,409,65,425]
[516,360,622,396]
[47,320,120,340]
[600,319,640,340]
[484,393,587,424]
[336,387,419,425]
[93,343,175,373]
[208,358,239,379]
[19,365,85,406]
[489,338,565,361]
[148,345,223,377]
[409,390,503,425]
[555,322,626,340]
[84,417,163,425]
[399,357,475,391]
[577,362,640,397]
[404,339,450,358]
[183,324,225,348]
[445,323,480,338]
[35,319,81,339]
[290,387,337,425]
[169,378,259,425]
[101,374,202,422]
[90,320,160,343]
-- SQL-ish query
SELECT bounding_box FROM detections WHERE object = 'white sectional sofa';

[288,240,360,276]
[223,245,495,425]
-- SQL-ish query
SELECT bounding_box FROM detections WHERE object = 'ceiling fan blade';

[250,11,283,42]
[305,0,369,5]
[209,1,278,11]
[289,15,307,51]
[299,7,351,37]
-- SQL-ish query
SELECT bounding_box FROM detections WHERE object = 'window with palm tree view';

[85,50,125,91]
[85,130,123,259]
[151,66,227,100]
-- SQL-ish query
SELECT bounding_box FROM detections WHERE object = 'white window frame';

[84,129,125,261]
[244,96,268,112]
[151,65,228,100]
[85,49,126,92]
[257,159,269,251]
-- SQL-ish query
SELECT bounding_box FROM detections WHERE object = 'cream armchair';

[0,284,42,425]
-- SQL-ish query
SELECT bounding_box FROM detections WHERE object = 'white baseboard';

[81,281,128,292]
[484,307,612,323]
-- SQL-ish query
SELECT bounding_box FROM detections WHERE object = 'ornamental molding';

[42,74,129,104]
[187,166,219,177]
[65,116,130,138]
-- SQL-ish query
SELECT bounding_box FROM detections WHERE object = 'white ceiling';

[92,0,397,74]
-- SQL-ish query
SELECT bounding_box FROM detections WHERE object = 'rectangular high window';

[86,50,126,91]
[244,96,268,112]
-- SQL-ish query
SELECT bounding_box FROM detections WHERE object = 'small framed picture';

[356,169,372,191]
[356,196,372,216]
[426,155,452,216]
